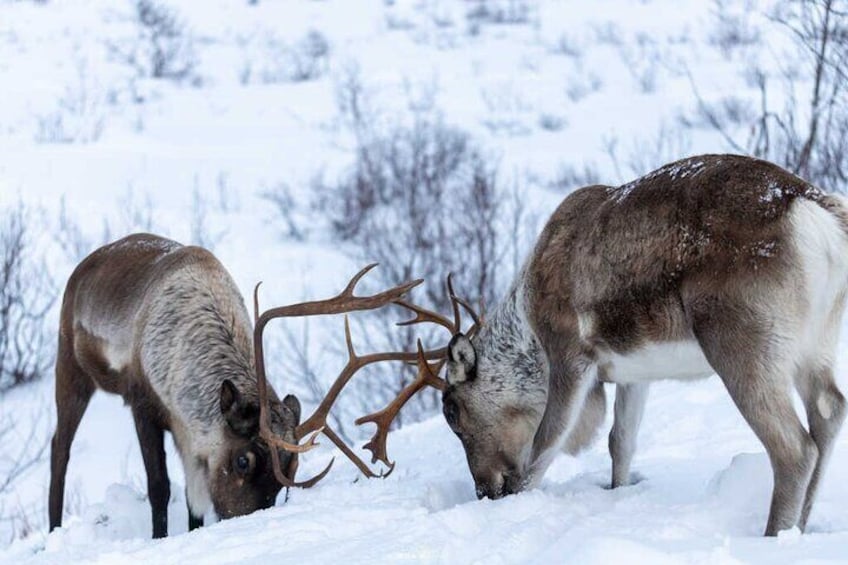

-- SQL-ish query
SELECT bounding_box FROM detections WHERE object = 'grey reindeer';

[49,233,320,538]
[438,154,848,536]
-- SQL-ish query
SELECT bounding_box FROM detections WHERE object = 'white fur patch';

[789,199,848,358]
[818,393,833,420]
[577,312,595,341]
[76,318,132,374]
[600,340,715,384]
[184,456,213,517]
[102,339,132,372]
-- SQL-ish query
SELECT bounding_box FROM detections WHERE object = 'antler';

[354,274,481,469]
[253,264,426,485]
[255,267,481,487]
[354,340,446,468]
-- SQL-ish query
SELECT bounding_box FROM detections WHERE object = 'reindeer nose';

[475,473,506,500]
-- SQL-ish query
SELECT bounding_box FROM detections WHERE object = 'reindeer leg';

[49,346,94,532]
[187,492,203,531]
[795,365,846,531]
[609,383,649,488]
[529,359,599,484]
[562,380,607,456]
[694,304,817,536]
[132,406,170,538]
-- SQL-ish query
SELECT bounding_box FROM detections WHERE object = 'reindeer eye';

[235,452,254,474]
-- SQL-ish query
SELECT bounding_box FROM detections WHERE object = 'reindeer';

[434,154,848,536]
[49,233,323,538]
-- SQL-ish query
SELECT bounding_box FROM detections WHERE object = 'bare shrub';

[288,30,330,82]
[0,203,55,393]
[117,184,157,234]
[189,179,225,251]
[260,183,305,241]
[56,196,92,264]
[466,0,533,28]
[551,161,602,193]
[239,29,330,85]
[35,58,109,144]
[617,32,662,94]
[238,32,287,85]
[306,82,535,428]
[603,123,692,182]
[709,0,762,59]
[261,73,538,434]
[552,32,583,58]
[318,122,504,311]
[593,21,624,47]
[0,399,50,542]
[689,0,848,192]
[480,82,533,135]
[109,0,198,83]
[54,185,160,265]
[537,112,567,132]
[565,71,603,103]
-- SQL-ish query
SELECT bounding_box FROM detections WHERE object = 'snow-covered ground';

[7,372,848,564]
[3,0,847,562]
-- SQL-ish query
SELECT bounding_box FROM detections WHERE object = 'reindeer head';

[443,328,546,500]
[210,379,302,518]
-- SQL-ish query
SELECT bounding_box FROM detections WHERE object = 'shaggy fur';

[49,234,299,538]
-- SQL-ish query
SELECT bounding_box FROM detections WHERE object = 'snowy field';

[2,0,848,563]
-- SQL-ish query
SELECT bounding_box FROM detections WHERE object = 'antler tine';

[356,341,447,468]
[344,315,356,360]
[446,274,482,331]
[446,274,461,331]
[393,299,457,333]
[453,294,482,334]
[341,263,379,296]
[254,282,262,325]
[268,443,335,488]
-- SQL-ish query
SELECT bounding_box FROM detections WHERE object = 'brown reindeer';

[431,154,848,536]
[49,234,321,538]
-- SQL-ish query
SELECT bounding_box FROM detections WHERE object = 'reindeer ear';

[447,333,477,385]
[220,379,259,436]
[283,394,301,426]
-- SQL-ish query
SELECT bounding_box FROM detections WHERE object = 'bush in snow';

[34,59,111,144]
[239,29,330,85]
[277,72,537,432]
[708,0,762,59]
[288,30,330,82]
[690,0,848,193]
[466,0,533,34]
[109,0,198,83]
[0,203,56,393]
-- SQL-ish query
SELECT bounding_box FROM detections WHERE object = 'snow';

[7,374,848,564]
[3,0,848,563]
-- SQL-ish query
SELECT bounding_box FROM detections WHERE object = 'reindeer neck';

[473,268,546,390]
